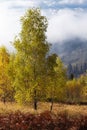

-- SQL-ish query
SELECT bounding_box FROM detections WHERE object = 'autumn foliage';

[0,111,87,130]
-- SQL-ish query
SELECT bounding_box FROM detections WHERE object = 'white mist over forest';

[0,0,87,50]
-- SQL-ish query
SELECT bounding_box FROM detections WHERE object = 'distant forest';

[67,62,87,78]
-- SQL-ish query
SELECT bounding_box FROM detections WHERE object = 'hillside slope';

[52,39,87,65]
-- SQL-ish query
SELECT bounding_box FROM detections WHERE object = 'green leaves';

[13,8,50,105]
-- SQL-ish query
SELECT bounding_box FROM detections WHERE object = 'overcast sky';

[0,0,87,50]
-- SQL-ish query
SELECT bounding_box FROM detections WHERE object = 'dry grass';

[0,101,87,116]
[38,102,87,116]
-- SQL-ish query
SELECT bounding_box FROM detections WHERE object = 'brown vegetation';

[0,111,87,130]
[0,102,87,129]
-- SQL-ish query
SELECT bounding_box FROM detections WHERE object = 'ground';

[0,102,87,116]
[0,102,87,130]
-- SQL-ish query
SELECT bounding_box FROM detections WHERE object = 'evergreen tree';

[67,64,73,79]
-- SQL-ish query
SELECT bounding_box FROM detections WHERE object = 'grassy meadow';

[0,102,87,130]
[0,101,87,116]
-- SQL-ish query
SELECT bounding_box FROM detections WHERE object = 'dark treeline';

[67,62,87,78]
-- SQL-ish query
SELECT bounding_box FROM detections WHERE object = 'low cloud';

[47,8,87,44]
[0,0,87,50]
[58,0,87,4]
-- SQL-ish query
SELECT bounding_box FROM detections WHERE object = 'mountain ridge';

[51,39,87,65]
